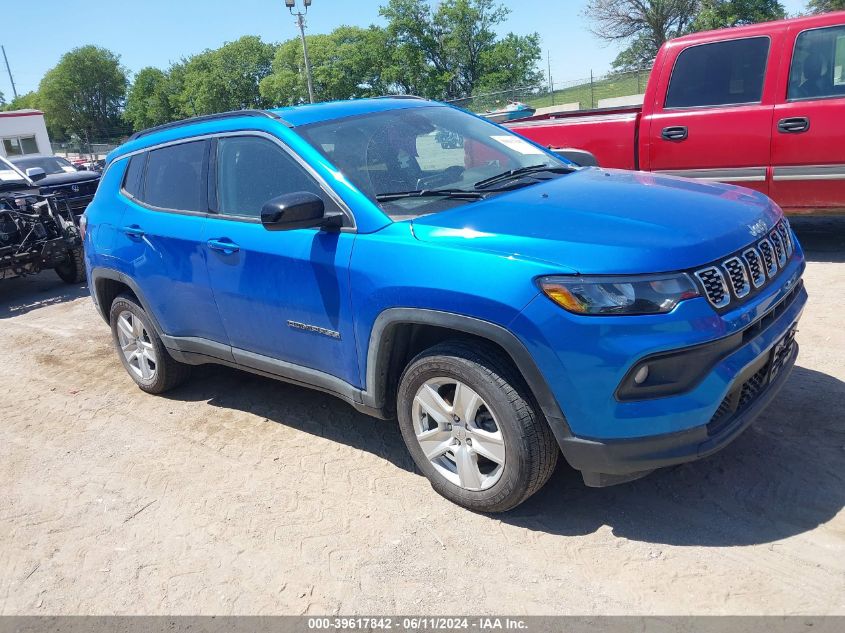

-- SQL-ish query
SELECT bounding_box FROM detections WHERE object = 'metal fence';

[447,66,652,114]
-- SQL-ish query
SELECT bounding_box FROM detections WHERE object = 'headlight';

[538,273,700,315]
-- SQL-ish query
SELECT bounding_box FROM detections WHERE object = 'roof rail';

[375,94,427,100]
[128,109,289,141]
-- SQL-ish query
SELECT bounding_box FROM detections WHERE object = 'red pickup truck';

[508,12,845,215]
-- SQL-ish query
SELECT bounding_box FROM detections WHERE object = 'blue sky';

[1,0,808,97]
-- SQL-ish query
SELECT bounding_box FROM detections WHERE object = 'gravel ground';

[0,217,843,615]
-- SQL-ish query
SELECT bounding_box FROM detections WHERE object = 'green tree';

[175,36,276,117]
[807,0,845,11]
[380,0,540,99]
[1,91,40,112]
[584,0,701,70]
[38,45,128,142]
[261,26,390,105]
[0,90,4,107]
[124,67,174,130]
[693,0,785,30]
[476,33,544,93]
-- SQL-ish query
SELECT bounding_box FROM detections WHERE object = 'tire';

[397,341,559,513]
[109,293,191,394]
[54,247,85,284]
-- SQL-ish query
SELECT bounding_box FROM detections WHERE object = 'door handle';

[661,126,688,141]
[778,117,810,134]
[121,225,145,239]
[207,238,240,255]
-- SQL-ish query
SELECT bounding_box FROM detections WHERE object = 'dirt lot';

[1,217,844,616]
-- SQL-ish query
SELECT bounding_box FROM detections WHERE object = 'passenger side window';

[665,37,770,109]
[788,26,845,101]
[214,136,326,218]
[122,153,146,199]
[142,140,208,212]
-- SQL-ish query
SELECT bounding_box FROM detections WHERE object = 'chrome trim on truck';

[772,165,845,181]
[654,167,767,183]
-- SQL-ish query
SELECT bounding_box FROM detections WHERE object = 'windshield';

[296,105,572,220]
[12,155,77,175]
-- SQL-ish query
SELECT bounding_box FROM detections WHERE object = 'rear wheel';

[109,293,191,394]
[397,341,559,513]
[54,247,85,284]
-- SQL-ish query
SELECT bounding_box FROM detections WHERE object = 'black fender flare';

[89,267,166,336]
[362,308,571,439]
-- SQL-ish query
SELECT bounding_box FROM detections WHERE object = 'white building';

[0,109,53,158]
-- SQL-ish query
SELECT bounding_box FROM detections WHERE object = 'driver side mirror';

[260,191,341,231]
[25,167,47,181]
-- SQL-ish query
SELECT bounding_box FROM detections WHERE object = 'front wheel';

[396,341,559,513]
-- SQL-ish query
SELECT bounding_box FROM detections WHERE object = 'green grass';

[525,70,651,110]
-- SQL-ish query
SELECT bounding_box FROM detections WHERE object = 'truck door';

[771,23,845,213]
[644,35,779,195]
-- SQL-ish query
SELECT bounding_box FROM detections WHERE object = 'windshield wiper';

[375,188,485,202]
[474,164,576,190]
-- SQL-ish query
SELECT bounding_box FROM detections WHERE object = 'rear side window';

[142,140,208,212]
[214,135,326,218]
[788,25,845,101]
[665,37,770,108]
[122,153,145,198]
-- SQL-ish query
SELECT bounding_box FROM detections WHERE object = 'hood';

[410,168,782,274]
[38,171,101,188]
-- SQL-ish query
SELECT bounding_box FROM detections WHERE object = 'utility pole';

[2,45,18,100]
[285,0,316,104]
[547,50,554,106]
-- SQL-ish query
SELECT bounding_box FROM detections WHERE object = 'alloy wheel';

[116,310,157,381]
[412,377,506,491]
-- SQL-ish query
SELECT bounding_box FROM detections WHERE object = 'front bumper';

[560,336,798,486]
[511,246,807,485]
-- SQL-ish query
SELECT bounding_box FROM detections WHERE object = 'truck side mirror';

[25,167,47,181]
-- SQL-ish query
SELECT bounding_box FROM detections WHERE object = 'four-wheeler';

[0,155,85,284]
[10,154,101,215]
[84,98,806,512]
[509,11,845,215]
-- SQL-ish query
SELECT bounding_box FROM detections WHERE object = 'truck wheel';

[397,341,559,513]
[54,247,85,284]
[109,293,191,394]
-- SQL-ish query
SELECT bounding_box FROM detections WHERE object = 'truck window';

[665,37,770,109]
[788,25,845,101]
[142,140,208,212]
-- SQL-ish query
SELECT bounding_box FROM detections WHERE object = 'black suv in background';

[10,155,100,215]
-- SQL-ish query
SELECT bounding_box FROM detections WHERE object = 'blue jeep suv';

[83,97,806,512]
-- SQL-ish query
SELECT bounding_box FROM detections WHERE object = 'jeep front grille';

[722,257,750,298]
[694,267,730,308]
[694,219,795,310]
[742,248,766,288]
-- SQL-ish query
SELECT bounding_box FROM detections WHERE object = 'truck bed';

[507,105,642,171]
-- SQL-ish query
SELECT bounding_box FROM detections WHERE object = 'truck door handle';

[661,126,688,141]
[207,238,240,255]
[121,225,145,239]
[778,117,810,134]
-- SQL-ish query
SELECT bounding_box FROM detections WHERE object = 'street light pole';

[285,0,316,104]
